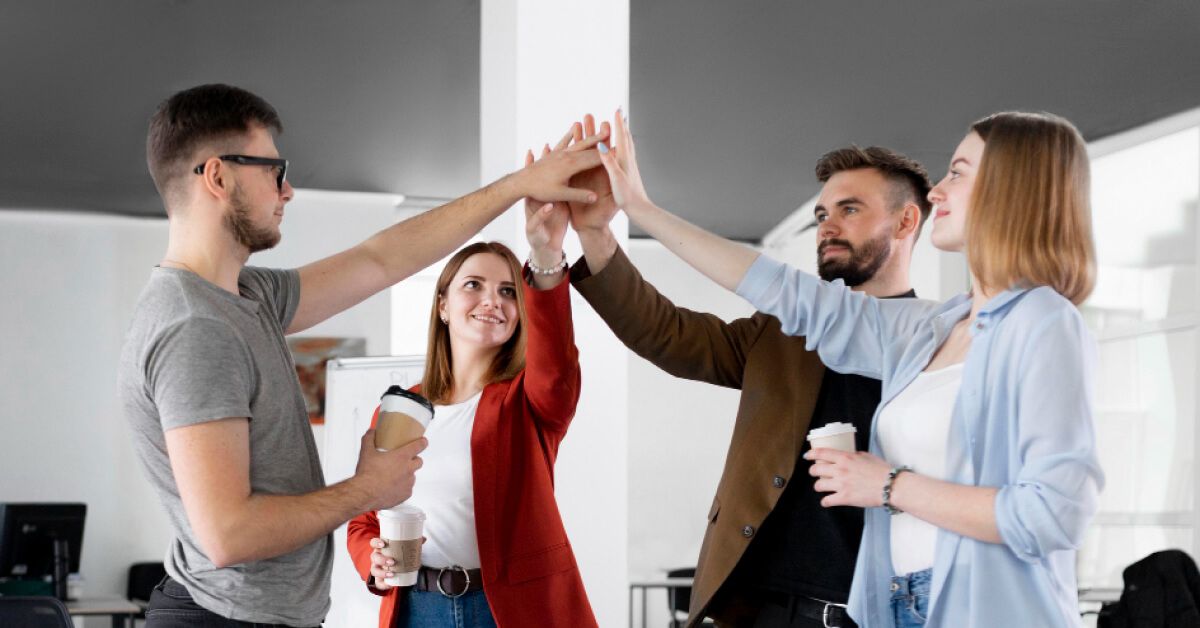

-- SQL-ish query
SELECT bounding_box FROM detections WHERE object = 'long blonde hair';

[966,112,1096,305]
[420,242,527,404]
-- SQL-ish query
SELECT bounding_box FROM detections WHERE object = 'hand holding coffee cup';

[355,433,426,511]
[376,505,426,587]
[368,533,427,590]
[804,422,899,509]
[356,387,436,511]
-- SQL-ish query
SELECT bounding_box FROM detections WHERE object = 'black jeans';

[145,576,319,628]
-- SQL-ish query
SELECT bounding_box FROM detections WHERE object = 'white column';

[1193,127,1200,560]
[481,2,631,626]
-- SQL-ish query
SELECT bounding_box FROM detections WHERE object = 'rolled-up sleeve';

[995,305,1104,562]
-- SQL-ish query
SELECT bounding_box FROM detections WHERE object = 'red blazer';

[347,278,596,628]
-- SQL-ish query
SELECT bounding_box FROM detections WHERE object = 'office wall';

[0,210,173,627]
[620,240,750,624]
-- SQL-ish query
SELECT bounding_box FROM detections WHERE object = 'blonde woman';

[590,111,1103,627]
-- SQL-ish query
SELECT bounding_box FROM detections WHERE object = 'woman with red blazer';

[347,147,598,628]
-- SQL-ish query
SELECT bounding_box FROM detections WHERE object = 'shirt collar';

[930,286,1034,339]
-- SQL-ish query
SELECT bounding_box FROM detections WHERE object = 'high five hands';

[525,110,655,241]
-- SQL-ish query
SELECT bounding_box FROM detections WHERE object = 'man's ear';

[197,157,231,201]
[895,202,921,241]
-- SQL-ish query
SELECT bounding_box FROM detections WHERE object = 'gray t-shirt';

[118,266,330,626]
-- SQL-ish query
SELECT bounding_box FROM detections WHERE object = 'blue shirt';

[736,255,1104,627]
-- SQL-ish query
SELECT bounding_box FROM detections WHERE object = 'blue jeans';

[397,588,497,628]
[889,569,931,628]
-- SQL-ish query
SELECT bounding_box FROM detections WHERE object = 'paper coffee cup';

[378,504,426,587]
[806,421,857,452]
[375,386,434,452]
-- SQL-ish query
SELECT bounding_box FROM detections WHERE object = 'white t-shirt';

[876,363,964,576]
[408,391,483,569]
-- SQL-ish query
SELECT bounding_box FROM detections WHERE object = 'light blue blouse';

[736,254,1104,627]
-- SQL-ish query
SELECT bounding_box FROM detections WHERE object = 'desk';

[629,577,693,628]
[66,597,141,628]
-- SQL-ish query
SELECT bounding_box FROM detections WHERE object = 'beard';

[817,231,891,287]
[225,186,281,253]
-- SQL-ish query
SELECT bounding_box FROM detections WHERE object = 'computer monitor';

[0,503,86,600]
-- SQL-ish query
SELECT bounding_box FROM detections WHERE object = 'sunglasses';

[194,154,289,191]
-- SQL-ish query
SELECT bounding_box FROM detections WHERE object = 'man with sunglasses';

[118,83,603,627]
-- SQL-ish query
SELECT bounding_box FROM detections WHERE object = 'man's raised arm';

[287,125,606,334]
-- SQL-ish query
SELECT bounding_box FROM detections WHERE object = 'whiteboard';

[322,355,426,628]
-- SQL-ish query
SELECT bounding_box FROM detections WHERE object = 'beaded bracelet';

[528,251,568,275]
[882,465,912,515]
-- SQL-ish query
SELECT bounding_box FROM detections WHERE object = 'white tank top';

[407,391,483,569]
[876,363,964,576]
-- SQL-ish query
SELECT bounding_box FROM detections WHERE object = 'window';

[1077,114,1199,589]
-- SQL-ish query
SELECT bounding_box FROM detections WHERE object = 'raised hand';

[524,154,569,257]
[523,127,575,260]
[595,109,653,218]
[566,114,618,234]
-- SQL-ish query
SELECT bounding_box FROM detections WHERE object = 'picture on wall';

[287,336,367,425]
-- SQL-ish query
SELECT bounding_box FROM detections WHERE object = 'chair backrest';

[0,595,74,628]
[127,561,166,603]
[665,567,696,615]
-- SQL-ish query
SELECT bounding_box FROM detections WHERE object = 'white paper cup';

[806,421,857,452]
[378,504,426,587]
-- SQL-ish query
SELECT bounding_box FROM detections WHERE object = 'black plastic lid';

[381,385,435,415]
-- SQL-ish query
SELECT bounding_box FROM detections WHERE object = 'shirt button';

[890,582,900,592]
[742,525,755,538]
[772,475,786,489]
[976,322,984,330]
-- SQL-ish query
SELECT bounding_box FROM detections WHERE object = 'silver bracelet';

[882,465,912,515]
[527,251,567,275]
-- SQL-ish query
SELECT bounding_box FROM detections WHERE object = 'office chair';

[127,561,166,626]
[664,568,714,628]
[0,595,74,628]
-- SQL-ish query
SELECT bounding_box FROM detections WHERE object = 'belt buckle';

[436,565,470,598]
[822,601,847,628]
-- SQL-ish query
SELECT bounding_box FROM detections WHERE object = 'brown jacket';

[570,247,826,627]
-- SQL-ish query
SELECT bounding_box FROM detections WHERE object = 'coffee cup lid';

[379,503,426,520]
[381,385,434,415]
[807,421,857,440]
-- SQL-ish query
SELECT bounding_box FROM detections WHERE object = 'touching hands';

[804,447,893,509]
[565,114,618,234]
[515,122,607,204]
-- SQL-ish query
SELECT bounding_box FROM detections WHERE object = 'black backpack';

[1098,549,1200,628]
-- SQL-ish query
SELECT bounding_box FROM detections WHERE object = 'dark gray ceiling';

[630,1,1200,239]
[3,2,1199,240]
[0,0,479,217]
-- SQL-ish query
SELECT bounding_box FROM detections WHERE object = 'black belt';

[766,591,856,628]
[414,565,484,597]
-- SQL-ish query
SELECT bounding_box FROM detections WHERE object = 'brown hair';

[146,84,282,208]
[966,112,1096,305]
[421,242,528,404]
[815,145,933,236]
